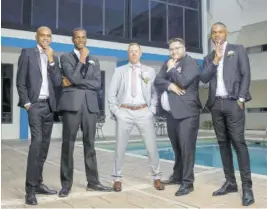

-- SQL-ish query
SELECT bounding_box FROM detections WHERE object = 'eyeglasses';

[169,46,184,52]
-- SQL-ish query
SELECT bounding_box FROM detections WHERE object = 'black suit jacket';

[154,55,202,119]
[58,52,101,113]
[16,47,62,112]
[200,43,252,109]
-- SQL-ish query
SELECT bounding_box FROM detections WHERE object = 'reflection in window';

[1,64,13,124]
[150,1,166,42]
[1,0,23,24]
[185,9,200,48]
[168,5,183,40]
[105,0,125,37]
[58,0,81,31]
[131,0,149,41]
[83,0,103,35]
[169,0,199,9]
[31,0,57,29]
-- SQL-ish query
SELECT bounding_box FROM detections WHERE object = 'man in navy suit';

[200,22,254,206]
[16,26,62,205]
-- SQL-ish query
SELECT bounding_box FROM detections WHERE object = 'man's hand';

[80,47,89,64]
[237,100,245,110]
[43,46,54,63]
[213,42,223,65]
[167,59,178,69]
[62,76,72,87]
[168,83,185,96]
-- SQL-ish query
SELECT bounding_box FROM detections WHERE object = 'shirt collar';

[37,44,45,53]
[74,48,80,57]
[129,62,141,68]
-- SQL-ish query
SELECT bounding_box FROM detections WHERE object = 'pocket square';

[176,67,182,73]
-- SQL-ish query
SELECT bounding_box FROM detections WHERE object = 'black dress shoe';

[58,188,71,198]
[161,175,181,185]
[242,188,255,206]
[175,184,194,196]
[25,193,38,205]
[213,181,238,196]
[86,183,113,192]
[36,184,57,195]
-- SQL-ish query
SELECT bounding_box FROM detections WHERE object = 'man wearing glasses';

[154,38,202,196]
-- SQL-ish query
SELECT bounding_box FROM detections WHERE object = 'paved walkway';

[1,135,267,208]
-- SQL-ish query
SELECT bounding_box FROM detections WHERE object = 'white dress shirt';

[215,41,228,97]
[37,44,49,99]
[74,48,80,59]
[122,63,146,105]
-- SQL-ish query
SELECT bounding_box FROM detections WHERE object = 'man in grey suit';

[108,43,165,192]
[16,26,61,205]
[200,22,254,206]
[58,28,112,197]
[154,38,202,196]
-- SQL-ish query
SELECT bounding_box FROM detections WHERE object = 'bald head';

[36,26,52,49]
[211,22,228,44]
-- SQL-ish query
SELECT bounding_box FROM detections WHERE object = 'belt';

[120,104,147,110]
[215,95,230,100]
[37,98,49,103]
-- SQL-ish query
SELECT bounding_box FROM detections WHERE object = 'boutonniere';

[140,71,150,84]
[176,66,182,73]
[88,60,95,65]
[227,51,235,56]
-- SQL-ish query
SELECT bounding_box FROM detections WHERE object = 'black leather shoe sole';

[25,200,38,205]
[212,187,238,196]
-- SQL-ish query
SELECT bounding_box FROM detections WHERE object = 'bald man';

[16,26,62,205]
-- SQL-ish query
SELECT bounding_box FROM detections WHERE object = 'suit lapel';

[34,47,42,74]
[223,43,232,81]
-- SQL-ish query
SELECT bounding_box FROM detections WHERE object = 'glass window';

[105,0,125,37]
[169,0,199,9]
[58,0,81,31]
[150,1,167,42]
[168,5,183,40]
[1,64,13,124]
[131,0,149,41]
[184,9,200,48]
[83,0,103,35]
[1,0,23,25]
[31,0,57,29]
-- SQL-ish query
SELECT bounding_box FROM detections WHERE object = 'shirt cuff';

[24,103,31,107]
[49,62,55,66]
[238,98,245,102]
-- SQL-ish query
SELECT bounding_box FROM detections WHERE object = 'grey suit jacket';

[200,43,252,109]
[58,51,101,113]
[16,47,62,112]
[154,55,202,119]
[108,63,158,119]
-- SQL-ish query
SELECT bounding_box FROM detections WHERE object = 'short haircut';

[128,42,141,49]
[211,22,227,33]
[168,38,185,46]
[72,28,86,38]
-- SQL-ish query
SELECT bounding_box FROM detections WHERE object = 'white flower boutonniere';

[176,67,182,73]
[227,51,235,56]
[88,60,95,65]
[141,71,150,84]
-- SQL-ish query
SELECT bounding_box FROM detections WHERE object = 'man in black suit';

[154,38,202,196]
[16,26,62,205]
[58,28,112,197]
[200,22,254,206]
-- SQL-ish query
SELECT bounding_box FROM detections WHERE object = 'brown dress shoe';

[154,179,165,190]
[113,181,122,192]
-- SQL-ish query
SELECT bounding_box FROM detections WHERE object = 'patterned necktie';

[131,65,137,98]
